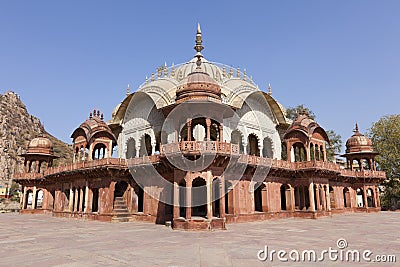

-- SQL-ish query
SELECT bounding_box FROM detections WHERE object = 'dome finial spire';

[354,122,359,133]
[194,23,204,69]
[268,83,272,95]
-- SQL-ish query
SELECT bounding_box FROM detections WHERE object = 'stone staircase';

[111,197,131,222]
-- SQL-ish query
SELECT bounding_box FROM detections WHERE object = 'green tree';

[285,105,342,162]
[367,114,400,209]
[286,104,316,121]
[326,130,343,162]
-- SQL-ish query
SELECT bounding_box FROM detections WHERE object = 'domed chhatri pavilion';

[15,25,385,230]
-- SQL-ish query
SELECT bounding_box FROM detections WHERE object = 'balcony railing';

[294,161,342,171]
[14,141,385,181]
[126,155,160,166]
[161,141,239,155]
[14,172,44,180]
[340,169,386,179]
[44,158,127,176]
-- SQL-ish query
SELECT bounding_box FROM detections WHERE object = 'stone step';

[111,217,130,223]
[114,209,129,213]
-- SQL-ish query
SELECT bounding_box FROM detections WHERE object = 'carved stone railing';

[126,155,160,166]
[45,158,127,175]
[340,169,386,179]
[294,161,341,171]
[161,141,239,155]
[14,172,44,180]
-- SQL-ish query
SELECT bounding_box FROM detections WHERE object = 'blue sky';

[1,1,399,152]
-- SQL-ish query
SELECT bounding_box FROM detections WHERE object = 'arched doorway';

[367,188,375,207]
[231,130,244,153]
[329,186,336,209]
[114,181,128,199]
[248,134,260,156]
[280,184,290,211]
[25,189,33,209]
[225,181,233,214]
[212,178,220,217]
[262,137,273,158]
[92,188,99,212]
[254,182,263,212]
[137,185,144,213]
[139,134,152,156]
[179,180,186,218]
[356,188,364,207]
[126,138,136,158]
[343,187,350,208]
[35,190,44,209]
[92,143,107,160]
[192,177,207,218]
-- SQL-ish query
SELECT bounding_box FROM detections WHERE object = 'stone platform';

[0,212,398,266]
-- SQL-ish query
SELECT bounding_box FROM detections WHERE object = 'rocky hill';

[0,91,72,187]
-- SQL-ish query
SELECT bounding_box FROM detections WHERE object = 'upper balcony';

[14,158,127,180]
[14,141,385,181]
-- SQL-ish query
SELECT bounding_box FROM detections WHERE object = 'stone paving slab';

[0,212,399,266]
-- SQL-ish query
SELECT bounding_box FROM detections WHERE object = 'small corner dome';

[71,109,116,144]
[345,124,373,153]
[27,134,54,155]
[284,113,329,143]
[175,69,222,103]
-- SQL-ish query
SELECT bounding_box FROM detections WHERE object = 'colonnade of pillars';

[186,118,223,142]
[347,158,377,171]
[24,159,52,173]
[173,174,225,220]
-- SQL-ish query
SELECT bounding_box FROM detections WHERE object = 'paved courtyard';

[0,212,398,266]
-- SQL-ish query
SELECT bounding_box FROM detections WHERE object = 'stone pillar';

[173,181,179,219]
[321,186,326,211]
[363,186,368,208]
[207,172,213,219]
[135,145,140,158]
[79,188,84,212]
[35,160,40,173]
[323,145,327,162]
[84,181,89,213]
[326,186,331,211]
[206,118,211,141]
[74,188,79,212]
[151,143,156,155]
[186,179,192,220]
[32,186,37,209]
[220,176,226,218]
[286,142,291,162]
[219,124,224,142]
[308,182,315,211]
[376,187,381,207]
[174,129,178,142]
[187,119,192,141]
[25,160,30,173]
[315,186,320,210]
[68,186,74,212]
[289,187,295,211]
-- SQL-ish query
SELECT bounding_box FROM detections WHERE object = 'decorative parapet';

[14,172,44,180]
[340,169,386,179]
[161,141,239,155]
[14,142,386,182]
